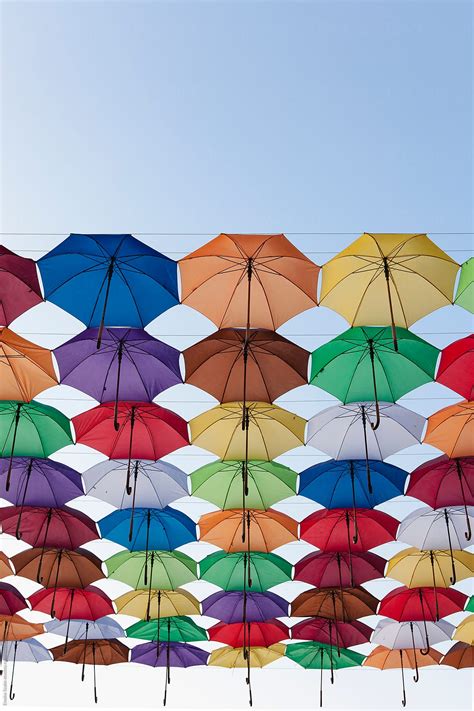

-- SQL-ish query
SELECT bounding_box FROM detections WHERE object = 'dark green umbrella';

[126,616,207,643]
[200,551,292,592]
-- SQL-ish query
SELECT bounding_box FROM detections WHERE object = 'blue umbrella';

[45,617,125,640]
[38,234,179,346]
[2,639,51,700]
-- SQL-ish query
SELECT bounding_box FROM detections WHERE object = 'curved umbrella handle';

[9,641,17,701]
[113,341,124,431]
[81,623,89,681]
[92,642,98,704]
[400,651,406,707]
[410,623,420,682]
[382,257,398,352]
[455,460,472,540]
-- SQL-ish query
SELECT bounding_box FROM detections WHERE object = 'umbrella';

[199,508,298,552]
[441,642,473,668]
[291,618,372,648]
[0,584,28,617]
[310,326,438,428]
[0,505,98,549]
[115,589,200,619]
[51,638,129,704]
[0,245,42,326]
[200,551,292,592]
[378,585,467,629]
[306,402,425,493]
[55,328,181,429]
[73,401,189,496]
[424,401,474,458]
[319,233,458,350]
[468,596,474,612]
[183,327,309,403]
[0,400,72,491]
[454,258,473,313]
[291,587,378,620]
[364,646,442,707]
[372,619,454,675]
[406,456,474,540]
[397,506,474,583]
[436,335,474,401]
[0,327,58,401]
[38,234,179,347]
[127,616,207,643]
[453,615,474,645]
[179,233,318,330]
[2,639,51,701]
[285,641,364,707]
[209,620,289,647]
[294,551,386,589]
[0,615,44,670]
[46,617,125,640]
[202,590,288,622]
[190,459,297,510]
[0,553,13,579]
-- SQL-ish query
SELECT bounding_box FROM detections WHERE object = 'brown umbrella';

[0,553,13,579]
[183,328,309,403]
[291,587,378,621]
[52,639,129,704]
[441,642,473,669]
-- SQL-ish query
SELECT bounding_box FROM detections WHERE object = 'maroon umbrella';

[294,550,386,590]
[0,584,28,617]
[0,246,42,325]
[291,617,372,649]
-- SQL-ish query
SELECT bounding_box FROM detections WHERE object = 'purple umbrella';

[54,328,182,429]
[0,458,83,539]
[202,591,289,623]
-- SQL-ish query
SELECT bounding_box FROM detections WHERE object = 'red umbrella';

[291,617,372,648]
[0,584,28,617]
[294,550,386,589]
[0,245,43,326]
[406,455,474,540]
[72,402,189,493]
[436,335,474,401]
[0,506,98,547]
[209,619,288,647]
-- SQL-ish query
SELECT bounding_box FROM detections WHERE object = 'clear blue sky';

[0,1,472,709]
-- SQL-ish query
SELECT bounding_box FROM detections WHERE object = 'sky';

[0,1,473,709]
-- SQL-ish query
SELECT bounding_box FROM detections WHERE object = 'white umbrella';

[45,617,125,640]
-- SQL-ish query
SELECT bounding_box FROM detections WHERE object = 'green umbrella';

[310,326,439,430]
[455,258,473,313]
[285,641,365,707]
[190,459,297,510]
[126,616,208,643]
[0,400,73,490]
[466,596,474,613]
[200,551,292,592]
[105,550,197,590]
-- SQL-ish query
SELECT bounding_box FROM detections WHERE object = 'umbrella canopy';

[0,505,98,547]
[0,553,13,579]
[300,507,398,552]
[436,335,474,401]
[454,258,473,313]
[378,586,467,621]
[209,620,289,647]
[83,459,188,509]
[468,596,474,612]
[1,639,51,700]
[200,551,292,592]
[453,615,474,645]
[189,402,306,461]
[105,550,197,590]
[29,586,114,620]
[38,234,179,339]
[127,616,207,643]
[441,642,473,668]
[291,587,378,620]
[424,401,474,458]
[294,551,386,588]
[298,459,407,509]
[208,643,285,668]
[386,548,474,591]
[12,548,103,590]
[115,589,200,618]
[0,584,28,616]
[319,233,458,349]
[46,617,125,640]
[190,459,297,510]
[406,455,474,516]
[179,233,318,330]
[202,590,288,622]
[0,246,42,326]
[199,508,298,552]
[291,618,372,647]
[0,457,83,508]
[372,619,454,649]
[98,507,196,550]
[130,640,209,667]
[0,614,44,642]
[183,328,309,403]
[0,328,57,401]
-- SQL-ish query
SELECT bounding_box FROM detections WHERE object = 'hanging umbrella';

[319,233,458,350]
[298,459,407,509]
[200,551,292,592]
[202,590,288,622]
[46,617,125,640]
[406,456,474,540]
[0,615,44,671]
[0,554,13,579]
[179,233,318,330]
[105,550,197,592]
[51,638,129,704]
[378,586,467,625]
[424,401,474,458]
[127,616,207,643]
[285,641,364,707]
[209,620,289,647]
[0,245,43,326]
[441,642,474,668]
[397,506,474,583]
[0,328,58,401]
[467,596,474,612]
[364,646,442,707]
[454,258,473,313]
[0,505,98,548]
[372,619,454,674]
[2,639,51,701]
[183,328,309,403]
[291,618,372,648]
[199,508,298,552]
[0,584,28,616]
[0,400,72,491]
[310,326,438,428]
[38,234,179,347]
[190,459,297,510]
[436,335,474,401]
[453,615,474,645]
[115,589,200,619]
[291,587,378,620]
[55,328,181,429]
[294,550,386,589]
[0,457,83,513]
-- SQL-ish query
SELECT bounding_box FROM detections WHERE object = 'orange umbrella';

[0,553,13,579]
[0,328,57,401]
[199,508,298,552]
[0,614,45,669]
[424,401,474,458]
[179,233,319,330]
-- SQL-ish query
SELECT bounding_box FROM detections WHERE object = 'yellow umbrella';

[387,547,474,588]
[114,589,200,619]
[208,643,285,668]
[189,402,306,460]
[0,327,58,401]
[320,234,459,350]
[453,615,474,645]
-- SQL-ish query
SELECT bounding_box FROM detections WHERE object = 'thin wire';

[6,248,474,256]
[1,231,473,235]
[15,330,474,337]
[37,396,461,403]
